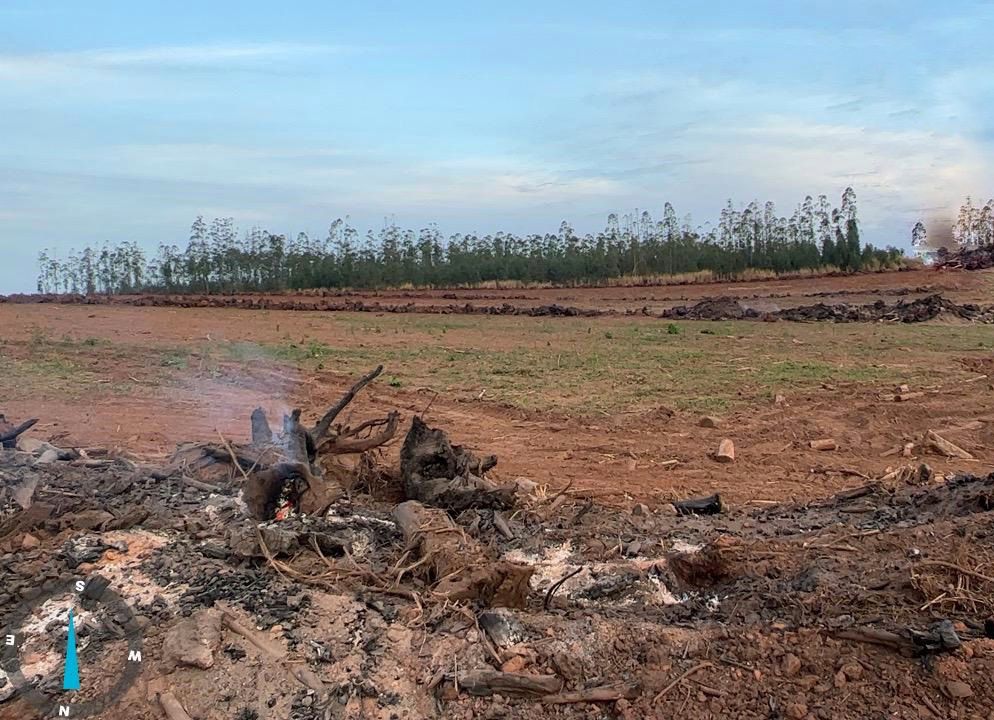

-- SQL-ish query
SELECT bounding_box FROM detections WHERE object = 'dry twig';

[652,662,714,703]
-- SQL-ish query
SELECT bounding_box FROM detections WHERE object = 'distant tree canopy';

[37,187,903,294]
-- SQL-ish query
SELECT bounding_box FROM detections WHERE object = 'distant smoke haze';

[924,216,956,251]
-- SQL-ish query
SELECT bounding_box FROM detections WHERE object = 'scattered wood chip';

[632,503,650,517]
[810,438,837,451]
[714,439,735,463]
[896,392,924,402]
[158,692,195,720]
[923,430,974,460]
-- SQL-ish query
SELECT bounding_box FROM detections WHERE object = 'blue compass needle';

[63,608,80,692]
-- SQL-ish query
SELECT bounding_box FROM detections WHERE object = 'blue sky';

[1,1,993,291]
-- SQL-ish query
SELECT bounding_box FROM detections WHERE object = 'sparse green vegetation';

[1,307,990,416]
[160,349,190,368]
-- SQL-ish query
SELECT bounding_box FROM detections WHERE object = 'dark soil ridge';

[3,291,994,324]
[664,293,994,323]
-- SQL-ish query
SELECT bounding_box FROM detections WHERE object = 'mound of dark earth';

[663,297,758,321]
[663,293,994,324]
[935,245,994,271]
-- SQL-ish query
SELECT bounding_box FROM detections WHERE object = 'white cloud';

[0,42,359,79]
[651,117,994,238]
[62,142,623,211]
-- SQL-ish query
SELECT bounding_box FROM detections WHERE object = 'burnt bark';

[0,416,39,448]
[250,407,273,446]
[672,493,723,516]
[282,409,316,464]
[320,411,400,455]
[400,416,512,510]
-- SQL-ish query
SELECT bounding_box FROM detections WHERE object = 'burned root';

[393,500,533,607]
[401,416,512,511]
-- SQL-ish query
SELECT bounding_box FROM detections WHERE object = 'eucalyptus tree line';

[37,187,904,294]
[911,196,994,258]
[951,196,994,249]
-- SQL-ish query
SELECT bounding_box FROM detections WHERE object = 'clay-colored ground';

[188,265,993,310]
[1,269,992,507]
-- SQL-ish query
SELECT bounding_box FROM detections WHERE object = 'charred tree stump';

[196,367,400,519]
[243,410,326,520]
[283,409,316,465]
[244,463,317,520]
[400,417,513,511]
[250,407,274,446]
[0,416,39,449]
[393,500,533,607]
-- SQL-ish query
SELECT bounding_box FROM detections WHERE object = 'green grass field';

[2,311,990,414]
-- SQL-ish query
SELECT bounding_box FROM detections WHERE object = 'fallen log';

[180,476,224,495]
[456,670,562,697]
[201,444,269,471]
[541,682,641,704]
[401,416,513,510]
[393,500,533,607]
[923,430,974,460]
[833,628,914,655]
[713,439,735,463]
[804,482,881,509]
